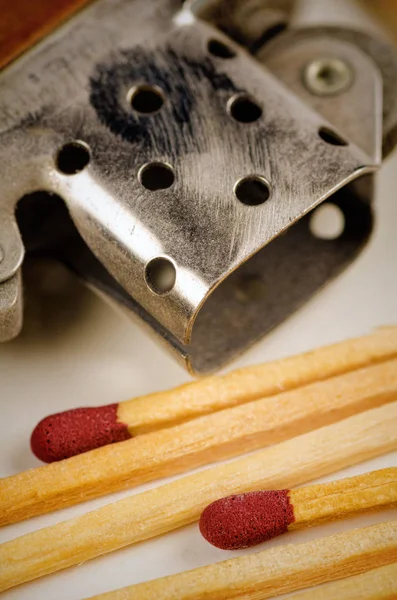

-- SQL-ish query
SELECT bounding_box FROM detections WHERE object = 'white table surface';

[1,85,397,600]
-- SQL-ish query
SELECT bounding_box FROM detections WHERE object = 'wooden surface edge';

[0,0,93,70]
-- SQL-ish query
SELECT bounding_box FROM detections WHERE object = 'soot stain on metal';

[89,46,239,156]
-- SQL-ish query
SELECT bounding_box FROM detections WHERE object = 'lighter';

[0,0,396,373]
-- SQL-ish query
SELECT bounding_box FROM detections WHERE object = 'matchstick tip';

[199,490,295,550]
[30,404,131,462]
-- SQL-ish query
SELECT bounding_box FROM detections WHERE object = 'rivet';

[303,58,353,96]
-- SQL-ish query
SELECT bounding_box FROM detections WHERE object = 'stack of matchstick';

[1,327,397,598]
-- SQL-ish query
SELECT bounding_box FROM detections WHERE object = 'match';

[84,522,397,599]
[199,467,397,549]
[30,326,397,461]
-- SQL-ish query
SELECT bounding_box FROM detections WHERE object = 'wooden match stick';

[1,402,396,592]
[84,522,397,600]
[286,563,397,600]
[199,468,397,549]
[30,326,397,461]
[3,358,397,526]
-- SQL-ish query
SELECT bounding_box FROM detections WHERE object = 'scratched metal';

[0,0,394,372]
[258,26,397,158]
[0,273,22,343]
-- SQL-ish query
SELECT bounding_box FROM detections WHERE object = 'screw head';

[303,57,353,96]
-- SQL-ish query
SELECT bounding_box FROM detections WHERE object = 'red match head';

[199,490,295,550]
[30,404,131,463]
